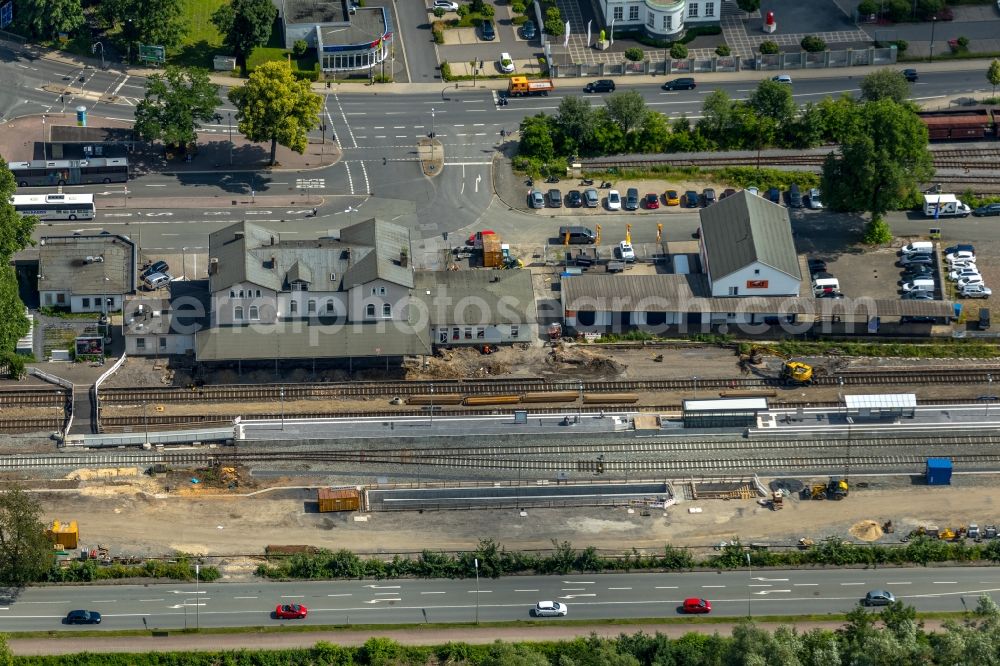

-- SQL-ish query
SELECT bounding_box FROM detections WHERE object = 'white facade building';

[599,0,727,39]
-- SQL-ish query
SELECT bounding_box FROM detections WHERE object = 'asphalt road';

[1,568,998,632]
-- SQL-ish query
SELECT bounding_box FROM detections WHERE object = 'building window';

[255,289,261,297]
[452,327,460,340]
[646,12,655,27]
[330,273,337,282]
[230,290,235,297]
[82,297,90,308]
[754,269,760,275]
[689,3,698,17]
[308,299,317,314]
[366,303,376,317]
[57,293,66,304]
[326,301,334,313]
[613,5,623,20]
[234,306,244,320]
[629,5,639,21]
[159,337,167,350]
[477,328,485,339]
[729,286,739,296]
[382,303,392,318]
[290,301,298,315]
[239,289,244,298]
[440,330,448,343]
[249,305,259,320]
[705,2,714,16]
[663,15,671,29]
[371,286,387,296]
[291,282,307,292]
[511,325,520,338]
[136,338,146,350]
[464,327,472,340]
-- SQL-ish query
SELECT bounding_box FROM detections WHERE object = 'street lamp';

[693,376,699,396]
[929,17,937,62]
[746,552,752,618]
[195,563,200,630]
[474,558,480,624]
[182,247,188,280]
[228,111,234,166]
[430,108,436,138]
[280,387,285,430]
[41,115,46,160]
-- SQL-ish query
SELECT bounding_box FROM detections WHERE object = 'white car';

[958,275,985,288]
[499,53,515,74]
[432,0,459,10]
[533,601,568,617]
[772,74,792,84]
[901,281,934,292]
[619,241,635,262]
[946,250,976,264]
[607,189,622,210]
[959,284,992,298]
[746,186,760,196]
[808,188,823,209]
[948,267,981,281]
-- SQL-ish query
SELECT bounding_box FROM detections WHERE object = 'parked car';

[566,190,582,207]
[901,280,935,292]
[618,241,636,262]
[959,284,992,298]
[720,188,737,199]
[788,184,803,208]
[903,290,934,300]
[808,259,827,273]
[946,250,976,263]
[682,598,712,614]
[481,20,495,40]
[818,291,845,299]
[584,79,615,93]
[901,266,935,280]
[520,20,537,39]
[432,0,459,10]
[702,188,717,206]
[607,189,622,210]
[141,260,169,279]
[902,68,918,82]
[772,74,792,84]
[863,590,895,607]
[662,77,696,90]
[583,188,599,208]
[808,188,823,209]
[746,186,760,196]
[683,190,699,208]
[767,187,781,205]
[274,603,308,619]
[529,190,545,209]
[949,266,981,281]
[974,203,1000,217]
[944,243,975,255]
[959,275,986,288]
[898,253,934,266]
[645,193,660,209]
[533,601,568,617]
[625,188,639,211]
[466,229,495,245]
[65,610,101,625]
[142,272,170,289]
[499,52,514,73]
[547,188,562,208]
[665,190,680,206]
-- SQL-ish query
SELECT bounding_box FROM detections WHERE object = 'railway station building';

[36,234,137,314]
[597,0,728,41]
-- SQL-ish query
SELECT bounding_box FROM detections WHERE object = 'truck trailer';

[923,194,971,218]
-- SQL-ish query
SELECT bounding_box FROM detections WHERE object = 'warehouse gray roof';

[412,270,537,326]
[124,280,211,336]
[195,321,431,361]
[38,235,136,296]
[700,191,801,282]
[562,274,956,318]
[208,218,413,294]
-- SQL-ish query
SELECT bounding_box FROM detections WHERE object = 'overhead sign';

[138,44,166,64]
[0,1,12,29]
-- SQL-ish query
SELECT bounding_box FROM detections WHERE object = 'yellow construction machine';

[804,477,849,500]
[781,361,814,385]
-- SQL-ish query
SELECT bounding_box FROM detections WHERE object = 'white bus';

[9,193,96,220]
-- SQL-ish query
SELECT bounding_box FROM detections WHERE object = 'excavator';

[780,361,814,385]
[803,477,849,500]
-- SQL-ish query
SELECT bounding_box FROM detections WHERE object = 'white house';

[599,0,729,40]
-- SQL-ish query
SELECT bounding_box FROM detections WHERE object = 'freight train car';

[917,109,997,141]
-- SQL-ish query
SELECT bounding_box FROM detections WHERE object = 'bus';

[8,158,129,187]
[9,193,96,220]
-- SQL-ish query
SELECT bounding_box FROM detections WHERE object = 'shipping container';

[926,458,953,485]
[918,109,996,141]
[482,235,503,268]
[317,488,361,512]
[47,520,79,549]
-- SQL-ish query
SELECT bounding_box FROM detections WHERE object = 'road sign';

[0,1,12,29]
[138,44,166,64]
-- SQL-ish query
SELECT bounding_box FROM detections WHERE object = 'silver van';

[143,272,170,290]
[557,226,596,244]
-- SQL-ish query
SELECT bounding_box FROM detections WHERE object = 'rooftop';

[124,280,211,336]
[283,0,349,24]
[38,235,135,296]
[412,270,537,326]
[319,7,390,46]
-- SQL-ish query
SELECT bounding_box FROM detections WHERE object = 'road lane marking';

[420,592,446,595]
[607,587,632,590]
[280,595,304,598]
[363,598,401,604]
[793,584,818,587]
[933,581,958,584]
[139,599,165,602]
[469,590,492,593]
[561,588,585,591]
[840,583,865,586]
[234,596,258,599]
[364,585,401,589]
[748,584,772,588]
[702,585,726,588]
[655,586,678,589]
[894,582,912,585]
[90,600,116,603]
[514,589,539,592]
[326,594,352,597]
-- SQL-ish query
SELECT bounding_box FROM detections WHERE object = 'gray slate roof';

[195,321,431,360]
[700,191,801,281]
[38,235,136,296]
[208,218,413,294]
[412,270,537,326]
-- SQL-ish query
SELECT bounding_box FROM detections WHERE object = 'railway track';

[97,368,1000,405]
[582,150,1000,172]
[0,388,69,407]
[0,418,64,433]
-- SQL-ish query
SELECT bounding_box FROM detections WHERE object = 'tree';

[134,67,222,151]
[228,61,323,166]
[801,35,827,52]
[0,633,11,666]
[760,40,779,55]
[518,114,555,162]
[13,0,84,40]
[0,162,34,354]
[99,0,184,49]
[624,47,644,62]
[858,0,878,16]
[860,69,911,103]
[0,486,53,586]
[737,0,762,12]
[636,111,671,153]
[669,43,688,59]
[212,0,279,73]
[988,60,1000,98]
[821,98,933,223]
[749,79,796,126]
[698,89,737,148]
[604,91,647,134]
[553,97,595,156]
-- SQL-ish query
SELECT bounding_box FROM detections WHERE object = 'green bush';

[480,3,495,18]
[433,6,446,17]
[669,43,688,59]
[893,39,908,53]
[624,46,644,61]
[292,39,308,57]
[863,217,894,245]
[432,21,445,43]
[511,0,526,12]
[858,0,879,14]
[457,4,470,17]
[716,44,731,56]
[957,35,970,49]
[760,40,779,54]
[544,17,564,35]
[545,6,561,19]
[801,35,827,52]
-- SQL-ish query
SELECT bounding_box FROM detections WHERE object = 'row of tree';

[5,598,1000,664]
[14,0,277,72]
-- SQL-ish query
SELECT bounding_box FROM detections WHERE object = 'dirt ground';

[37,473,1000,574]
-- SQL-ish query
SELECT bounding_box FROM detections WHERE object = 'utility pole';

[280,387,285,430]
[746,553,752,618]
[195,563,200,630]
[228,111,233,166]
[474,558,480,624]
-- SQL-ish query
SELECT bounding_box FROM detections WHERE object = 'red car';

[466,230,496,246]
[274,603,308,619]
[682,598,711,614]
[644,193,660,209]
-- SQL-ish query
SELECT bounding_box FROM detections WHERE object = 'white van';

[900,241,933,255]
[902,278,935,293]
[673,255,690,275]
[812,277,840,296]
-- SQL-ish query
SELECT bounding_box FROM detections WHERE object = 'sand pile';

[849,519,885,542]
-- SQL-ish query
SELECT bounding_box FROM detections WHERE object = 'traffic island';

[419,138,443,178]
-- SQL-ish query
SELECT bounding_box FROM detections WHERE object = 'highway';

[1,568,997,631]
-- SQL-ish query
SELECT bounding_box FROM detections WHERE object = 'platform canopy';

[844,394,917,410]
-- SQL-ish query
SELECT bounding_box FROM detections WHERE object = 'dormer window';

[291,282,308,292]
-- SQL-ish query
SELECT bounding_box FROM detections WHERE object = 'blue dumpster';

[926,458,952,485]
